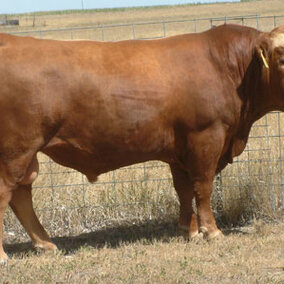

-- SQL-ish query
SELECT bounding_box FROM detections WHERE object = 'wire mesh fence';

[3,14,284,243]
[9,14,284,39]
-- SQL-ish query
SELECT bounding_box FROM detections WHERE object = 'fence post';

[163,22,166,37]
[274,16,277,28]
[215,174,223,216]
[101,27,105,41]
[132,24,136,39]
[264,115,275,211]
[277,112,284,210]
[112,170,118,218]
[194,18,197,33]
[256,15,259,30]
[49,159,55,211]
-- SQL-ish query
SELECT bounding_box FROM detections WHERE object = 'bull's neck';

[227,34,271,140]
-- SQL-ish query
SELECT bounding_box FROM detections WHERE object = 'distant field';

[1,2,284,281]
[1,0,284,33]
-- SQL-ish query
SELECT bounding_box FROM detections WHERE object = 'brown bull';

[0,24,284,262]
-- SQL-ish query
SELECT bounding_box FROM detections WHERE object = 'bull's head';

[256,25,284,110]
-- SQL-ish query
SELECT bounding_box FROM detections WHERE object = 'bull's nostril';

[279,58,284,65]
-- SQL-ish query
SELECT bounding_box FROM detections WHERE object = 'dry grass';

[1,222,284,283]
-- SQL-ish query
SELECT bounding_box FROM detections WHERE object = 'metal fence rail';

[3,14,284,242]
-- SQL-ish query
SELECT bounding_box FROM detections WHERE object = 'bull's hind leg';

[9,156,57,251]
[170,164,199,238]
[9,185,57,251]
[0,182,12,264]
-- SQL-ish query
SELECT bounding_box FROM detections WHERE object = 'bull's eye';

[279,58,284,65]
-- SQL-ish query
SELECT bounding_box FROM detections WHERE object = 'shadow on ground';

[4,220,251,257]
[4,220,179,257]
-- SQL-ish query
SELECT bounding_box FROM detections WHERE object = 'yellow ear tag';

[260,49,269,69]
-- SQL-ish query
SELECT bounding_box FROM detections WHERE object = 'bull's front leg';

[193,178,222,238]
[184,125,225,239]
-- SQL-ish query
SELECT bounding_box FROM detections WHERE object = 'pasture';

[1,0,284,282]
[1,222,284,283]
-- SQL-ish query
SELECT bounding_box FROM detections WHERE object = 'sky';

[0,0,239,14]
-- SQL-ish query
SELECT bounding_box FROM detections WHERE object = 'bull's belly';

[41,137,174,182]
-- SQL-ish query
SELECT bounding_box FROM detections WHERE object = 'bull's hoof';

[199,226,223,240]
[178,224,201,240]
[189,230,203,240]
[34,241,58,252]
